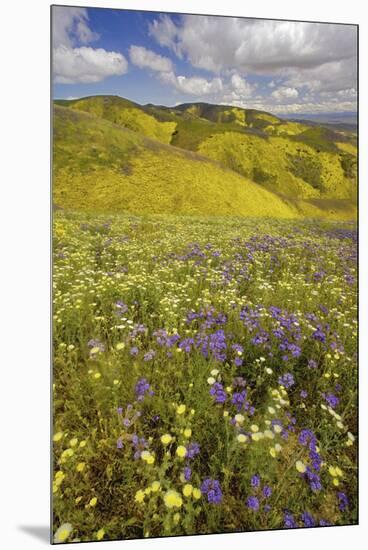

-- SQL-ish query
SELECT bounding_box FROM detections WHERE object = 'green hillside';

[53,96,357,220]
[55,95,177,144]
[55,96,357,204]
[53,105,299,218]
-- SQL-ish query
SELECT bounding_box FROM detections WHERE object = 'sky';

[52,6,358,115]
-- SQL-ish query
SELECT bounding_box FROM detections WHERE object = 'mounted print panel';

[51,4,358,544]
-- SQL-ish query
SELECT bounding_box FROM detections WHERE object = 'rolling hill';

[53,95,357,220]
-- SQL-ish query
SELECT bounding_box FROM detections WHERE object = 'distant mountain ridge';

[53,95,357,220]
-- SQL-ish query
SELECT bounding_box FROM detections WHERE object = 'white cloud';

[52,6,127,85]
[271,86,299,102]
[160,71,223,96]
[150,15,356,74]
[129,45,173,73]
[230,73,254,99]
[52,6,99,48]
[149,14,357,105]
[54,45,128,84]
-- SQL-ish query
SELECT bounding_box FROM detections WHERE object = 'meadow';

[52,211,357,543]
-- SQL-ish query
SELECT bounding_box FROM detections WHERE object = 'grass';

[52,211,357,543]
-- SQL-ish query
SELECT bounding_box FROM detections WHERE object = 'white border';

[1,1,366,548]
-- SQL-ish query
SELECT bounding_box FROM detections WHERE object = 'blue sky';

[52,6,357,114]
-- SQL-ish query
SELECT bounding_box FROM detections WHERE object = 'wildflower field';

[52,211,357,543]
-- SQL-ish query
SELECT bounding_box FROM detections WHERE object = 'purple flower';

[183,466,192,481]
[201,478,223,504]
[301,511,316,527]
[251,474,261,488]
[263,485,272,498]
[308,359,318,369]
[247,496,259,511]
[278,373,295,388]
[143,350,156,362]
[300,390,308,399]
[209,382,227,404]
[186,442,201,459]
[323,392,340,409]
[284,511,297,528]
[135,378,154,400]
[130,346,139,356]
[116,437,123,449]
[338,492,349,512]
[115,300,128,316]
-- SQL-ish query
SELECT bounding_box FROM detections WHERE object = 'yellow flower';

[183,484,193,497]
[335,466,343,477]
[61,448,74,460]
[79,440,87,448]
[163,490,183,509]
[89,497,97,507]
[75,496,82,504]
[96,528,105,540]
[223,411,229,417]
[184,428,192,438]
[54,523,73,543]
[151,481,161,492]
[237,434,247,443]
[333,478,340,486]
[270,447,277,458]
[235,414,245,424]
[76,462,85,472]
[54,473,65,486]
[328,466,337,477]
[193,488,201,500]
[52,483,58,494]
[176,445,187,458]
[264,430,275,439]
[296,460,307,473]
[273,424,282,434]
[70,438,78,447]
[274,443,282,452]
[160,433,172,445]
[135,489,145,503]
[207,377,216,385]
[94,372,101,379]
[113,379,119,385]
[250,424,259,432]
[116,342,125,351]
[141,450,155,464]
[177,404,186,415]
[173,513,181,524]
[53,431,63,442]
[251,432,264,441]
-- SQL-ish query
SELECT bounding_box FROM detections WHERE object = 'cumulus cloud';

[52,6,128,84]
[129,45,173,72]
[149,14,357,112]
[54,46,128,84]
[160,71,223,96]
[271,86,299,102]
[52,6,99,48]
[230,73,254,99]
[149,15,357,75]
